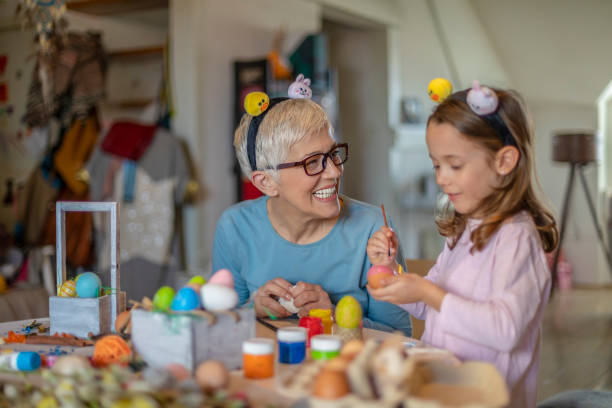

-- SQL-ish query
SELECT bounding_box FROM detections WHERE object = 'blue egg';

[75,272,102,298]
[171,287,200,311]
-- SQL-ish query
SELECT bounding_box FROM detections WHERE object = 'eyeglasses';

[271,143,349,176]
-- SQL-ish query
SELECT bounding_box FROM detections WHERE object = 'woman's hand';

[367,226,398,268]
[254,278,294,318]
[291,281,333,318]
[367,273,446,311]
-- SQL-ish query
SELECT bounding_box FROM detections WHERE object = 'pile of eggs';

[58,272,102,298]
[152,269,239,313]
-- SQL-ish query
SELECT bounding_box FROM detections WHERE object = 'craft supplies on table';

[277,326,307,364]
[242,338,274,379]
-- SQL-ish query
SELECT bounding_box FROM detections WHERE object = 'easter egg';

[427,78,453,103]
[367,265,394,289]
[188,275,206,285]
[195,360,229,394]
[208,268,234,288]
[200,284,238,311]
[153,286,176,311]
[335,295,362,329]
[59,279,77,297]
[75,272,101,298]
[171,287,200,311]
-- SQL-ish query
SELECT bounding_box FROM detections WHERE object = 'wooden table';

[0,317,423,407]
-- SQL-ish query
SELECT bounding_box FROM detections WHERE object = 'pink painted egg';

[208,269,234,288]
[367,265,394,289]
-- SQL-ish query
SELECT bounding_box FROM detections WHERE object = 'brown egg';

[115,310,132,334]
[339,340,364,361]
[166,362,191,380]
[325,356,350,372]
[311,369,350,399]
[195,360,229,394]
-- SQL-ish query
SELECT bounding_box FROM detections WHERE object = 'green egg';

[335,295,362,329]
[188,275,206,285]
[153,286,176,311]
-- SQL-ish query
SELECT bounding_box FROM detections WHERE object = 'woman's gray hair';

[234,99,334,180]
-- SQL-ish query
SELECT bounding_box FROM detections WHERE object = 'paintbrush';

[381,204,391,257]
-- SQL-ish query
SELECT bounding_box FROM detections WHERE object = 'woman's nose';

[435,168,448,187]
[323,157,342,177]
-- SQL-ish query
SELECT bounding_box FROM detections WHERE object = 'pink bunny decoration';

[466,80,499,115]
[288,74,312,99]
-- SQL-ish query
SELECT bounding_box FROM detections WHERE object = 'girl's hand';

[367,226,398,268]
[254,278,294,318]
[367,273,447,311]
[291,281,333,318]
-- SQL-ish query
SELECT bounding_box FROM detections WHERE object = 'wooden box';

[49,202,125,337]
[131,308,255,371]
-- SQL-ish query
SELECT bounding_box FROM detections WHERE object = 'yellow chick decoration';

[244,92,270,116]
[427,78,453,103]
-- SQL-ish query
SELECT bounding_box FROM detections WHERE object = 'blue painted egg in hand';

[75,272,102,298]
[171,287,200,311]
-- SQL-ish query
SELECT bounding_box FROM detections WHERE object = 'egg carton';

[131,307,255,372]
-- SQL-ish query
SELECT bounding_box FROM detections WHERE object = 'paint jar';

[277,327,307,364]
[242,338,274,379]
[298,316,323,347]
[310,335,342,361]
[309,309,333,334]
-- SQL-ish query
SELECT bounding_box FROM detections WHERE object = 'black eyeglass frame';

[263,143,349,176]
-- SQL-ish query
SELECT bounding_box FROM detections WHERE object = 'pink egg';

[367,265,394,289]
[208,269,234,288]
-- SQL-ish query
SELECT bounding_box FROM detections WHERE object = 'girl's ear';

[251,170,279,197]
[495,146,520,176]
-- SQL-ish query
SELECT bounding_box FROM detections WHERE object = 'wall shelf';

[67,0,168,16]
[108,45,164,59]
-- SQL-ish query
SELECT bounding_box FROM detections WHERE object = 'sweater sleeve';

[399,242,449,320]
[437,224,550,352]
[211,215,250,305]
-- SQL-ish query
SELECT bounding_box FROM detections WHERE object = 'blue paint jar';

[277,327,307,364]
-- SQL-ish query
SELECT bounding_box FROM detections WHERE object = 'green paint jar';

[310,335,342,361]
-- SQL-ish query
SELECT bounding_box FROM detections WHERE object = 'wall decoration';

[16,0,67,52]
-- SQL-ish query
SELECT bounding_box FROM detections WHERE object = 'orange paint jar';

[309,309,333,334]
[242,338,275,379]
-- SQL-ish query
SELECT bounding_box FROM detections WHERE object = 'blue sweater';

[212,195,412,336]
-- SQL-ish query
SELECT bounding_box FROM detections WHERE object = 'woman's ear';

[251,171,279,197]
[495,146,520,176]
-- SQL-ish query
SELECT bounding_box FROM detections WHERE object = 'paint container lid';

[277,327,307,342]
[16,352,41,371]
[311,335,342,352]
[242,338,274,355]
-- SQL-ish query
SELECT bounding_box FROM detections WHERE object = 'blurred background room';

[0,0,611,401]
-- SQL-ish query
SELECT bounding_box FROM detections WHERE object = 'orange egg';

[311,369,350,399]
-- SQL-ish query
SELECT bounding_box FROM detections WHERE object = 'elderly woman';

[212,89,412,335]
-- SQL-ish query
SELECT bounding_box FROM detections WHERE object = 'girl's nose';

[435,168,449,187]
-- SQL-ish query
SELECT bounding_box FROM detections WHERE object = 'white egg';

[200,284,238,311]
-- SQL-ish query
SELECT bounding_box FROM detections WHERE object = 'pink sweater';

[402,212,551,408]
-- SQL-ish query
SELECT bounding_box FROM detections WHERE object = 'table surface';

[0,316,431,407]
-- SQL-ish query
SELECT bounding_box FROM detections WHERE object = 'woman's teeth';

[313,187,336,199]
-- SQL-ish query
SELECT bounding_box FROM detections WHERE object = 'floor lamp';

[551,132,612,287]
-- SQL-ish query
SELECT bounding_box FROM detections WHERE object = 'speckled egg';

[335,295,362,329]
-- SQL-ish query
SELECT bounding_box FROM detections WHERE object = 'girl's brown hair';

[428,88,558,253]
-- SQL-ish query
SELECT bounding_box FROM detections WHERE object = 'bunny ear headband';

[243,74,313,171]
[427,78,517,148]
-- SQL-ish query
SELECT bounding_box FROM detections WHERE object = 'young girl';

[367,82,558,408]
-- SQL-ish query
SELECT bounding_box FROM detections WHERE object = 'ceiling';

[471,0,612,107]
